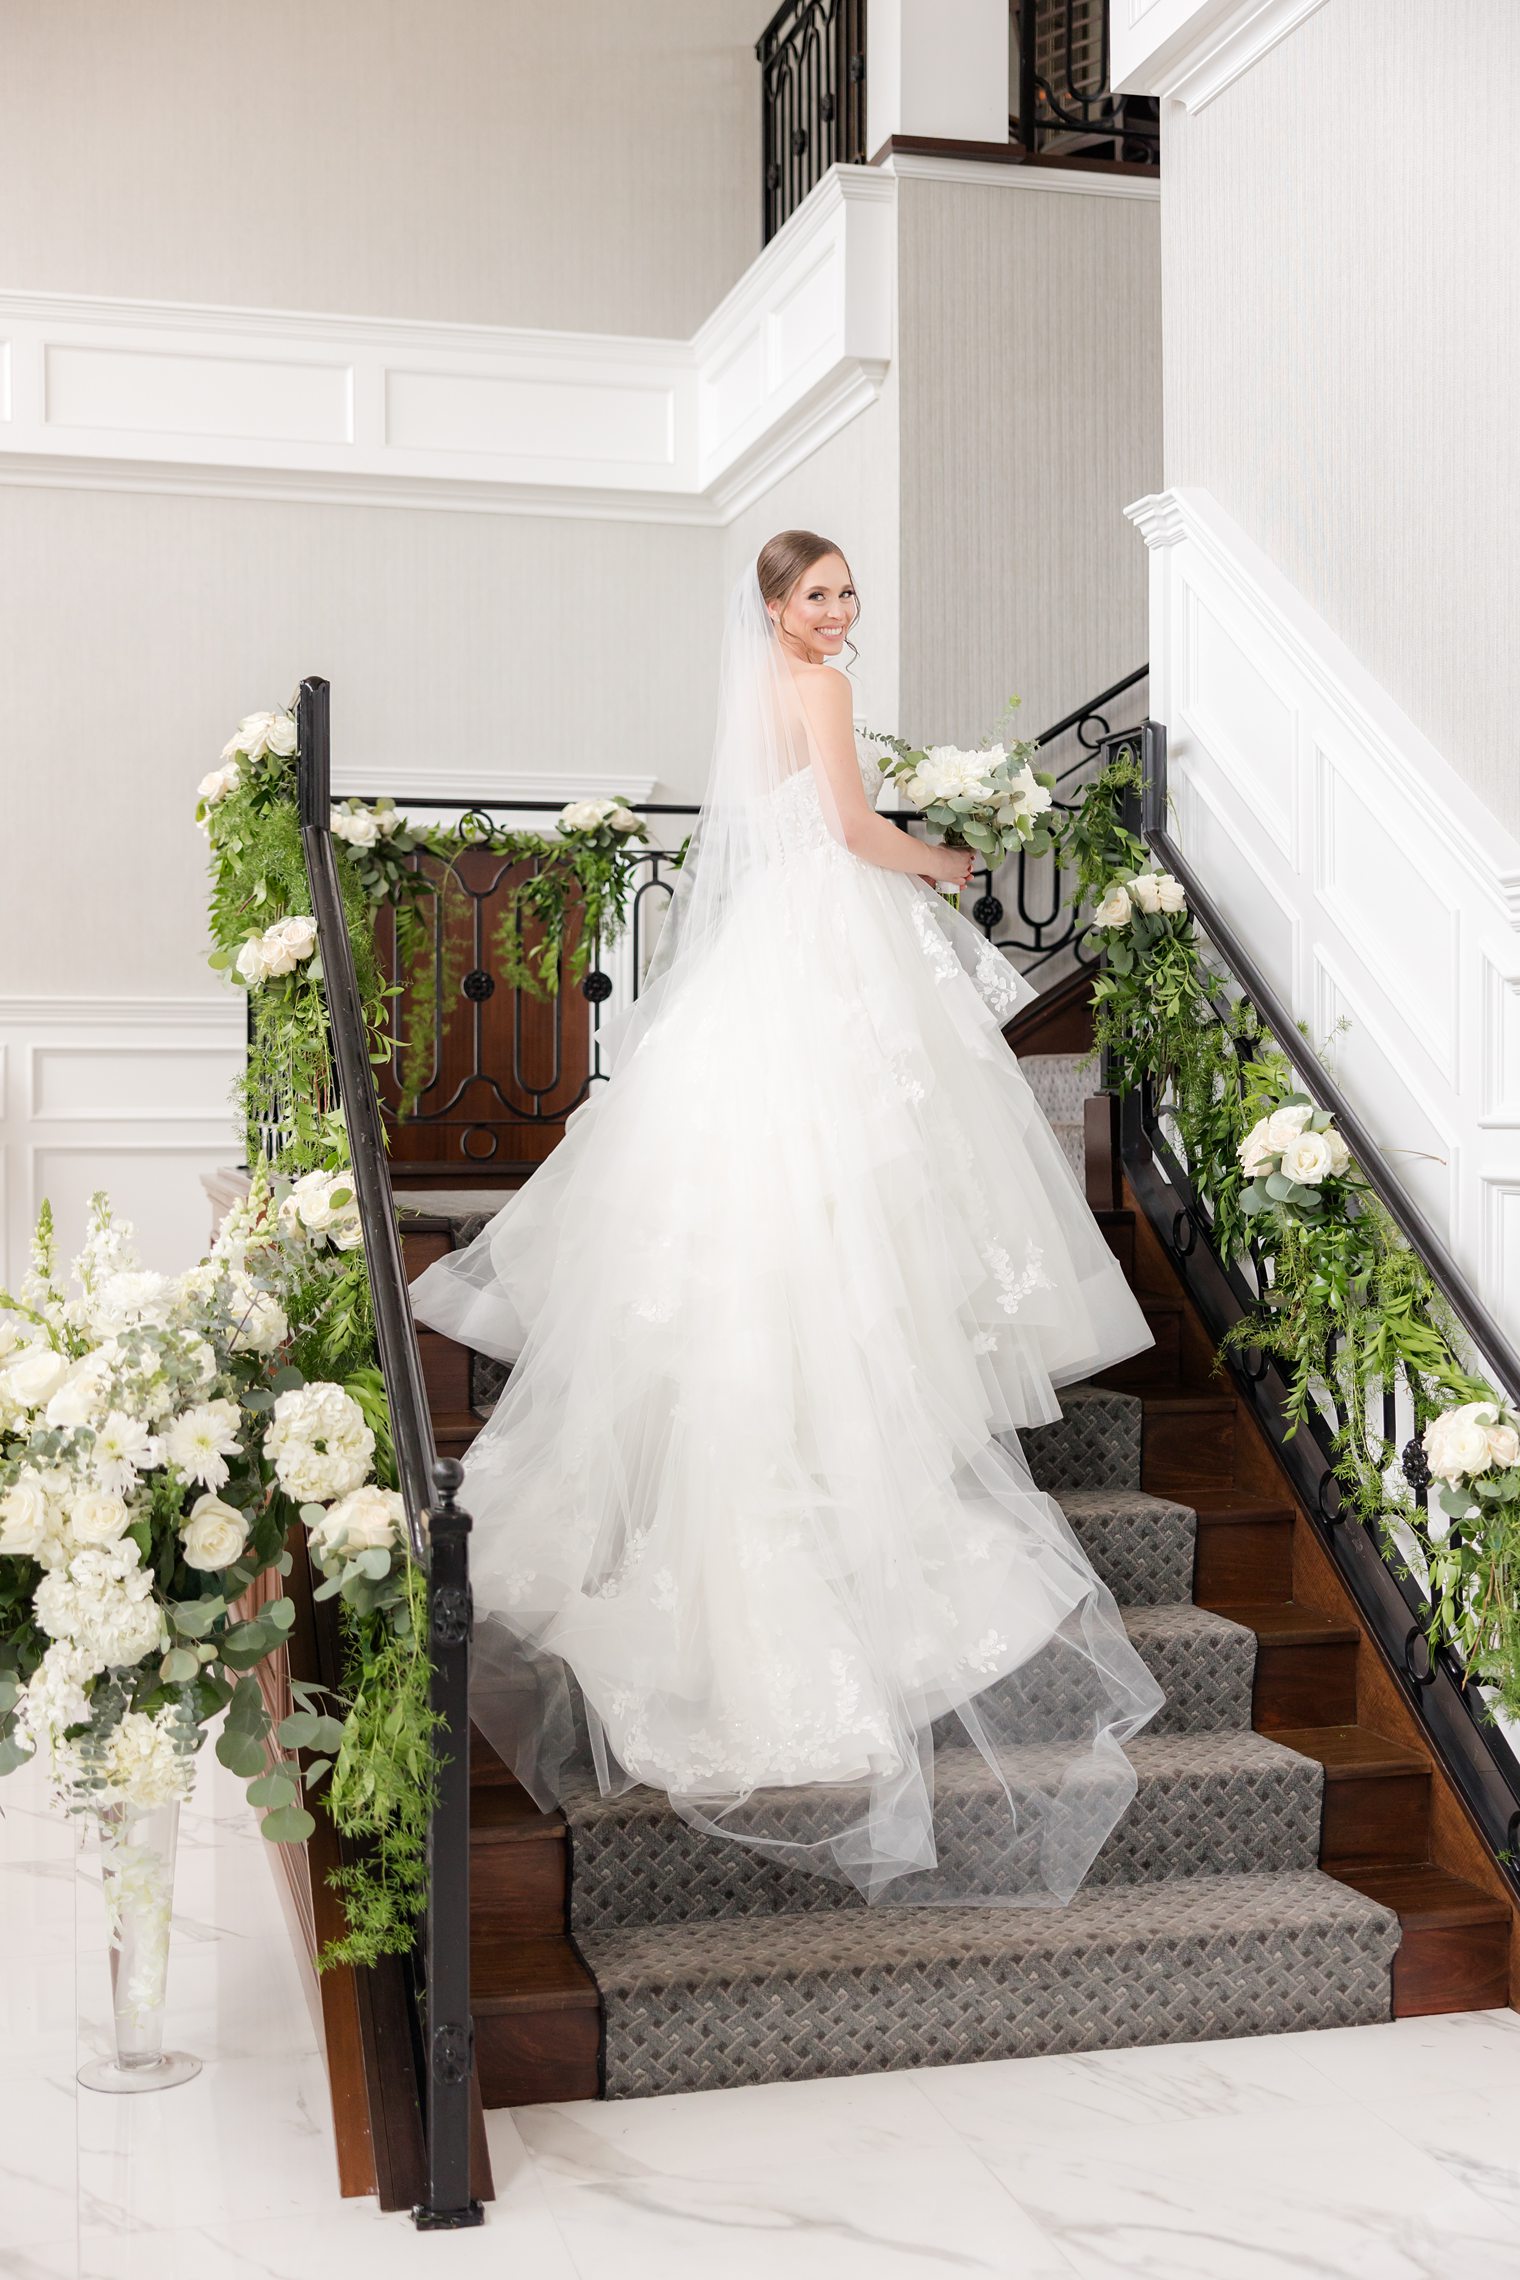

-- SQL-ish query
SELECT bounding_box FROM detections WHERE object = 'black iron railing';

[1112,717,1520,1894]
[1010,0,1159,169]
[359,667,1146,1170]
[296,680,482,2231]
[758,0,868,240]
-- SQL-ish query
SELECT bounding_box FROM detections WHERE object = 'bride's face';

[774,554,858,662]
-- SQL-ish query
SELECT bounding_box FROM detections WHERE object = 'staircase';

[400,1049,1514,2108]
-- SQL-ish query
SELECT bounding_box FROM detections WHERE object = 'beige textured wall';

[0,486,722,997]
[897,176,1161,748]
[1163,0,1520,830]
[0,0,761,335]
[721,374,903,734]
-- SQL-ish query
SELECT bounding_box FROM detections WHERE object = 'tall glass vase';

[77,1799,201,2093]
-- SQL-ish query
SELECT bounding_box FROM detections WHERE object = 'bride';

[410,529,1164,1906]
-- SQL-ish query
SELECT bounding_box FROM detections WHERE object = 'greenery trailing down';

[1065,751,1520,1717]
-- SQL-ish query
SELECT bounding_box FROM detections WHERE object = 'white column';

[865,0,1011,156]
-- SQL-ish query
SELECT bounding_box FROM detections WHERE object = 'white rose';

[0,1473,52,1556]
[197,760,242,812]
[1129,872,1164,915]
[1424,1402,1500,1486]
[330,806,381,849]
[227,1275,288,1356]
[607,806,643,835]
[222,709,296,765]
[1487,1421,1520,1471]
[1323,1125,1352,1177]
[1092,885,1133,930]
[70,1490,133,1547]
[1154,873,1186,914]
[1278,1130,1334,1187]
[1238,1118,1276,1177]
[310,1484,404,1559]
[1265,1103,1313,1150]
[181,1493,249,1572]
[3,1344,69,1409]
[45,1353,114,1429]
[261,916,318,976]
[558,800,604,834]
[236,934,273,986]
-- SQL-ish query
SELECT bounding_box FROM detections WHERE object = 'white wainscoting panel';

[0,167,895,527]
[0,1000,244,1285]
[1131,483,1520,1346]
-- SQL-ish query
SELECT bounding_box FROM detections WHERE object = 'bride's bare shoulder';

[789,662,853,716]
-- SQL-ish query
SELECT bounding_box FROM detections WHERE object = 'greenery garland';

[1066,755,1520,1716]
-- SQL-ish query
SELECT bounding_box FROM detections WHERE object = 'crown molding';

[333,768,665,805]
[1112,0,1329,113]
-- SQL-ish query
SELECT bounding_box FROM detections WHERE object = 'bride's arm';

[793,667,973,885]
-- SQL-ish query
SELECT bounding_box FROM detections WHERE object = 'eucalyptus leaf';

[260,1803,316,1846]
[246,1768,299,1809]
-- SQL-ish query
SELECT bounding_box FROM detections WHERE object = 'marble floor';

[7,1745,1520,2280]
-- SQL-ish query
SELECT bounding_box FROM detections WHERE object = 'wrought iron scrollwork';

[758,0,868,242]
[1010,0,1160,171]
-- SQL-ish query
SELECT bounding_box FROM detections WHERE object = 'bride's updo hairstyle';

[757,528,860,666]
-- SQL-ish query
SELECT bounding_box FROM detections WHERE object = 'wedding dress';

[409,568,1164,1906]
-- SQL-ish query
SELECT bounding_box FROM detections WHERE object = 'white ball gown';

[410,573,1164,1907]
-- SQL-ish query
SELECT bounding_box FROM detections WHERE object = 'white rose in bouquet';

[235,934,273,986]
[1092,885,1133,929]
[197,761,242,810]
[266,1382,375,1503]
[1323,1126,1352,1176]
[226,1275,288,1356]
[279,1170,362,1253]
[180,1492,249,1572]
[1423,1401,1503,1486]
[1003,763,1053,820]
[1278,1130,1335,1187]
[164,1400,243,1491]
[1154,873,1187,913]
[558,799,612,834]
[311,1483,405,1559]
[1238,1118,1276,1177]
[330,805,381,848]
[1487,1420,1520,1470]
[69,1489,133,1548]
[0,1472,54,1557]
[261,916,318,976]
[3,1343,69,1410]
[1265,1103,1313,1151]
[1129,871,1164,915]
[607,806,645,835]
[221,709,296,766]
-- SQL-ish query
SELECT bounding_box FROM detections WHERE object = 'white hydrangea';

[45,1347,119,1430]
[34,1541,163,1667]
[266,1382,374,1503]
[83,1269,173,1338]
[163,1399,242,1491]
[309,1484,405,1560]
[101,1709,196,1809]
[16,1640,103,1748]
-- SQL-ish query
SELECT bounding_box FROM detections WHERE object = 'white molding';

[0,996,241,1029]
[332,768,665,805]
[880,150,1161,199]
[0,166,896,528]
[1112,0,1329,110]
[1132,479,1520,1344]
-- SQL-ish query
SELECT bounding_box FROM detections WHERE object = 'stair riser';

[1320,1772,1432,1872]
[1194,1517,1294,1604]
[565,1761,1325,1933]
[1144,1407,1236,1491]
[1392,1921,1511,2016]
[1096,1313,1182,1396]
[1255,1641,1359,1729]
[587,1928,1397,2100]
[470,1836,570,1942]
[476,2009,601,2108]
[419,1326,472,1411]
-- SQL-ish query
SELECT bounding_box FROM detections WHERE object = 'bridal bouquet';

[0,1187,403,1841]
[874,729,1057,890]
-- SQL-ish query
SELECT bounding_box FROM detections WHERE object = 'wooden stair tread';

[472,1934,601,2015]
[1272,1725,1431,1780]
[1203,1600,1361,1646]
[1334,1863,1509,1931]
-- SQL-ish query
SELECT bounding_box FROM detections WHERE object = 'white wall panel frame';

[1131,482,1520,1343]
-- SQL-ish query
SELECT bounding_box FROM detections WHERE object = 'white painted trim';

[331,769,665,805]
[1130,480,1520,1348]
[0,166,896,528]
[0,997,241,1030]
[1112,0,1329,110]
[1127,487,1520,926]
[880,150,1161,199]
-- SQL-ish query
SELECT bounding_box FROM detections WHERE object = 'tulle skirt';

[410,844,1165,1905]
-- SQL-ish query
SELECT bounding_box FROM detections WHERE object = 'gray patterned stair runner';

[433,1051,1403,2095]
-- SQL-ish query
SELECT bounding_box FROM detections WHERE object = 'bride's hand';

[924,845,975,888]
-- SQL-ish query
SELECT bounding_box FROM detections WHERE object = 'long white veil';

[604,564,842,1067]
